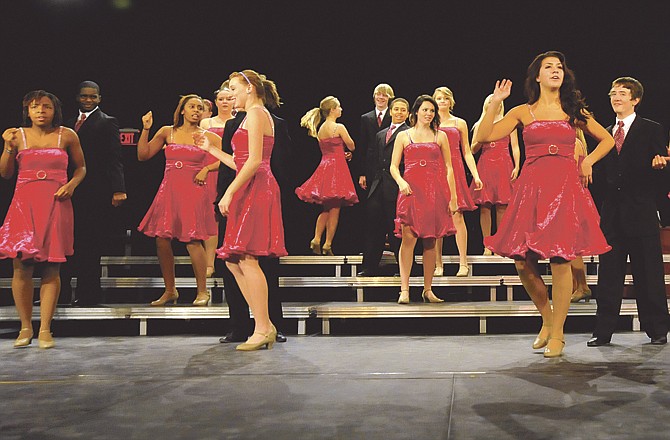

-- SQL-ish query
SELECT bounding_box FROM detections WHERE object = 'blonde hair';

[433,86,455,112]
[472,94,504,134]
[229,69,282,109]
[373,83,395,100]
[300,96,339,138]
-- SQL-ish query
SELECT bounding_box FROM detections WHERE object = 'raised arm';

[1,128,20,179]
[137,111,169,161]
[475,80,523,143]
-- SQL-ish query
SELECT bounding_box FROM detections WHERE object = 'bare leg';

[186,240,208,295]
[570,257,590,296]
[480,206,492,239]
[453,211,469,275]
[515,256,553,333]
[150,238,179,304]
[422,237,436,292]
[38,263,61,334]
[549,261,572,342]
[496,204,507,226]
[204,235,218,276]
[227,256,272,344]
[323,206,341,248]
[313,210,329,244]
[12,259,35,331]
[434,237,443,274]
[399,225,418,294]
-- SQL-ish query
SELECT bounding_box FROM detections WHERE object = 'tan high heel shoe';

[532,325,552,349]
[236,326,277,351]
[544,337,565,358]
[456,265,470,277]
[570,288,592,303]
[422,289,444,303]
[13,328,33,348]
[321,245,334,256]
[150,290,179,306]
[193,291,210,306]
[398,290,410,304]
[483,248,493,256]
[310,239,321,255]
[205,266,215,278]
[433,265,444,277]
[38,330,55,349]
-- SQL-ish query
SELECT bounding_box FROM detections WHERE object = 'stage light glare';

[111,0,132,10]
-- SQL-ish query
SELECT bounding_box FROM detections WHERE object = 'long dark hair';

[408,95,440,131]
[22,90,63,127]
[524,51,588,126]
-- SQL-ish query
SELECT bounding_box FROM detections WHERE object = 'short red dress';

[204,123,224,210]
[295,135,358,207]
[471,136,515,206]
[439,126,477,211]
[394,131,456,239]
[484,119,611,260]
[0,127,74,263]
[138,128,218,242]
[217,116,287,260]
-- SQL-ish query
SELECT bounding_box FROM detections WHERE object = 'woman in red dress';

[296,96,358,255]
[197,70,286,351]
[199,82,236,277]
[138,95,228,306]
[475,51,614,357]
[0,90,86,349]
[391,95,458,304]
[432,87,482,277]
[470,95,520,254]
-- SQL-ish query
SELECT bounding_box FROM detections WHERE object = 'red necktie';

[74,114,86,132]
[377,112,382,127]
[614,120,625,154]
[386,124,396,143]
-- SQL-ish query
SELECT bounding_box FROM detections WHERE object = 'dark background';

[1,0,669,259]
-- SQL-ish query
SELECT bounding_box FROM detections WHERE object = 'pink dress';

[217,119,287,260]
[138,128,218,242]
[484,119,610,260]
[394,132,456,238]
[470,136,515,206]
[439,126,476,211]
[295,136,358,207]
[0,128,73,262]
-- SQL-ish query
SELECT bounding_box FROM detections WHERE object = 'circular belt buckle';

[174,160,183,169]
[36,170,47,180]
[490,141,496,148]
[548,144,558,155]
[419,159,427,167]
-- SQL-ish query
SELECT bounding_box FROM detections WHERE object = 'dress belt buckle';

[174,160,183,169]
[419,159,427,167]
[548,144,558,155]
[490,142,496,148]
[36,170,47,180]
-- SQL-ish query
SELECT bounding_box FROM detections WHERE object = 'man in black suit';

[358,98,409,276]
[63,81,126,306]
[357,83,394,191]
[215,109,290,343]
[588,77,670,346]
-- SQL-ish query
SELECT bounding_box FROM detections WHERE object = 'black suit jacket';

[66,108,125,202]
[367,122,408,201]
[215,111,293,218]
[597,116,670,235]
[357,108,391,178]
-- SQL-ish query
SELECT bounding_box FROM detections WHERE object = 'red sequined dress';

[471,136,515,206]
[439,126,476,211]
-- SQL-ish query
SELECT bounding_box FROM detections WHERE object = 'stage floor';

[1,333,668,439]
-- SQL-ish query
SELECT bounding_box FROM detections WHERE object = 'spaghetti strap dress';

[394,130,456,239]
[471,136,515,206]
[0,127,74,262]
[439,126,477,211]
[204,122,224,211]
[138,127,218,242]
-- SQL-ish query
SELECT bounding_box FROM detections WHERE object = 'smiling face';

[229,76,250,110]
[28,96,56,127]
[390,101,408,124]
[374,91,390,111]
[536,56,564,89]
[416,100,436,125]
[609,85,639,118]
[76,86,101,113]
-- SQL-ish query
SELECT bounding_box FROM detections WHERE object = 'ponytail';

[262,78,282,109]
[300,107,322,138]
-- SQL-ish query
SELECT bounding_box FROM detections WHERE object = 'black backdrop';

[2,0,669,259]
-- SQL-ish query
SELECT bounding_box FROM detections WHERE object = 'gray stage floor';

[1,333,669,440]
